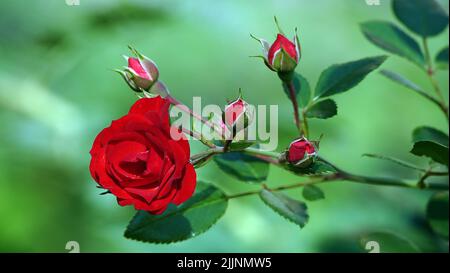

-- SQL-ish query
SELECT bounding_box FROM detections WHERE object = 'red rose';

[89,96,196,214]
[287,137,316,167]
[223,96,254,130]
[115,47,162,94]
[253,26,301,73]
[268,34,299,66]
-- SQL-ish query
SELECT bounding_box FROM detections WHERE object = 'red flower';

[252,30,301,73]
[287,137,316,167]
[89,97,196,214]
[223,95,254,136]
[223,98,246,126]
[128,57,152,80]
[116,47,162,94]
[268,34,298,66]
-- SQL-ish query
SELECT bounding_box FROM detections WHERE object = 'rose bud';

[222,93,254,137]
[252,18,300,75]
[116,46,167,96]
[285,137,317,168]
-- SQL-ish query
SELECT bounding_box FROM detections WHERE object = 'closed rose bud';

[268,34,299,72]
[223,94,254,136]
[252,18,301,75]
[286,137,317,168]
[116,47,166,96]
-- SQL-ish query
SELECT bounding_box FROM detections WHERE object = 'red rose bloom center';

[89,97,196,214]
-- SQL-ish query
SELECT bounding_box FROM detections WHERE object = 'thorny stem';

[181,127,216,148]
[225,175,336,200]
[301,109,310,138]
[241,147,280,159]
[287,81,303,136]
[225,160,448,200]
[195,147,449,199]
[422,37,449,121]
[166,95,226,139]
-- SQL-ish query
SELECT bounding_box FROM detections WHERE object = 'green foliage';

[435,46,449,70]
[392,0,449,37]
[314,56,387,98]
[306,99,337,119]
[426,192,449,240]
[380,69,425,94]
[124,181,228,243]
[214,152,269,182]
[229,140,256,151]
[284,160,337,176]
[302,185,325,201]
[410,127,449,166]
[360,21,424,67]
[259,189,309,228]
[379,69,443,108]
[282,72,311,108]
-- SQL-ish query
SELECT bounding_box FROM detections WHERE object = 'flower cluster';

[89,20,319,216]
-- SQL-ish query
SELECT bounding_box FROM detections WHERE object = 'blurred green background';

[0,0,448,252]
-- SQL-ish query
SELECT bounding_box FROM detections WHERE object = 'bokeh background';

[0,0,448,252]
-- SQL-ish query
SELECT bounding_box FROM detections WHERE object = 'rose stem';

[286,81,303,136]
[422,37,449,122]
[181,127,216,148]
[166,95,225,139]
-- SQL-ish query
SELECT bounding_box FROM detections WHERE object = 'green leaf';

[363,153,427,172]
[306,99,337,119]
[284,160,337,176]
[282,72,311,108]
[436,46,449,70]
[229,140,256,151]
[411,142,449,166]
[427,192,449,240]
[379,69,442,107]
[124,181,228,243]
[411,126,449,166]
[413,126,449,145]
[259,189,309,228]
[360,232,420,253]
[380,69,424,94]
[360,21,425,67]
[393,0,449,37]
[302,185,325,201]
[315,56,387,98]
[214,152,269,182]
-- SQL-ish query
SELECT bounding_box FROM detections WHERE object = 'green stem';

[241,147,280,159]
[195,147,449,195]
[287,81,303,136]
[340,171,448,191]
[166,95,226,139]
[226,175,336,200]
[301,109,310,138]
[319,156,448,190]
[181,127,216,148]
[422,38,449,121]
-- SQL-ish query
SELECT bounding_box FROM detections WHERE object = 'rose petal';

[172,163,196,205]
